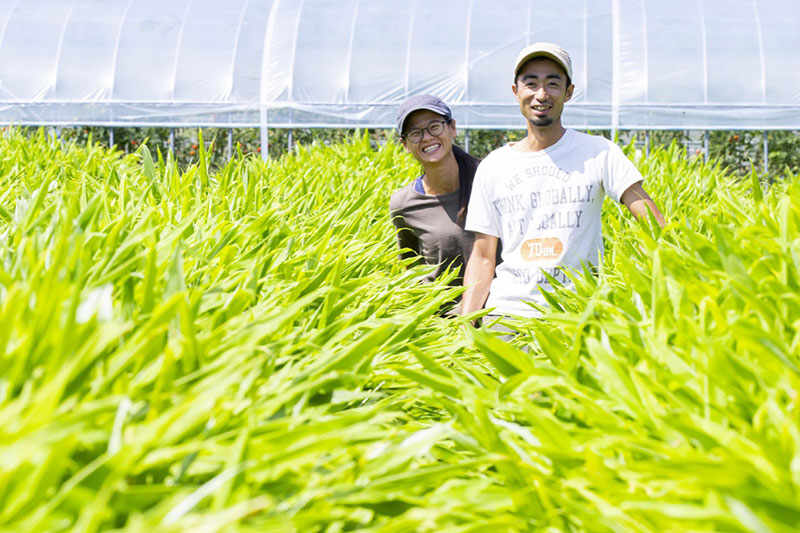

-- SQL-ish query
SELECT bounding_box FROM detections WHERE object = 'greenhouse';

[3,1,800,532]
[2,0,799,132]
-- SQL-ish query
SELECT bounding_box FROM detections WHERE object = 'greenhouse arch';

[0,0,798,135]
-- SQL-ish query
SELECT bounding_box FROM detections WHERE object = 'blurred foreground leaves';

[1,129,799,531]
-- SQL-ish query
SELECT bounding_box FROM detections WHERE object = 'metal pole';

[288,108,295,153]
[109,127,114,148]
[683,130,688,158]
[464,129,470,153]
[227,128,233,159]
[704,130,709,163]
[169,128,175,155]
[644,130,650,157]
[260,125,268,161]
[635,130,641,156]
[763,130,769,175]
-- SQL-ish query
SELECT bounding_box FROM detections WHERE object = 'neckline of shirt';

[411,176,460,197]
[504,128,573,157]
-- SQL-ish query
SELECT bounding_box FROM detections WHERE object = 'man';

[461,42,665,319]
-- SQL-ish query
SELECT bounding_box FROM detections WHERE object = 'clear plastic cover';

[0,0,797,130]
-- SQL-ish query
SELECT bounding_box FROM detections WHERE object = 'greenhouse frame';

[1,0,799,154]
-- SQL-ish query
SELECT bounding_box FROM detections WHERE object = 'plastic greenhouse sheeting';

[0,0,798,130]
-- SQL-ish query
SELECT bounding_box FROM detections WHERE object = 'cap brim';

[515,52,571,79]
[397,105,451,133]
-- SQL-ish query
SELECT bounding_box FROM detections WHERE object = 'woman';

[389,94,482,307]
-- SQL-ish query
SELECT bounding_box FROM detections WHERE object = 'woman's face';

[402,109,457,166]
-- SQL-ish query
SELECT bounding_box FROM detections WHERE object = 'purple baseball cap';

[396,94,453,134]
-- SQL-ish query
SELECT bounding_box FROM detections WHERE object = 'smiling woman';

[388,95,482,312]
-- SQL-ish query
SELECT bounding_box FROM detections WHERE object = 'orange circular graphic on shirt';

[521,238,563,261]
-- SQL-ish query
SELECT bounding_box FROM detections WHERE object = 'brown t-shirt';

[389,180,473,286]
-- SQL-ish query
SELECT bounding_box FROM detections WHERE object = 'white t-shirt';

[465,129,643,317]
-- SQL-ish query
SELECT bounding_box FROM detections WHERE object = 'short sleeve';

[389,188,421,260]
[464,160,501,237]
[603,141,644,203]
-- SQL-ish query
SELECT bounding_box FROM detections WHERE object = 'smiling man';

[461,42,665,320]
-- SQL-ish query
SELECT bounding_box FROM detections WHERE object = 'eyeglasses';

[403,119,450,143]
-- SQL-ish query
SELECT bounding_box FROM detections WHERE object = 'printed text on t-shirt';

[521,237,563,261]
[504,165,572,191]
[493,185,594,215]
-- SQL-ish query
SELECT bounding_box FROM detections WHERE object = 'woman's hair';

[451,144,480,227]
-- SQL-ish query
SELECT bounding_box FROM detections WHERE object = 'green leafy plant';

[1,126,799,531]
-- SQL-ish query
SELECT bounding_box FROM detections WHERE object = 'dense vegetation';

[44,125,800,176]
[1,128,799,531]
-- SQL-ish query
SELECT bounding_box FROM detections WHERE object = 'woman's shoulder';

[389,180,417,213]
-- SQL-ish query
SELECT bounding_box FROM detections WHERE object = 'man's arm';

[620,181,666,227]
[461,232,498,315]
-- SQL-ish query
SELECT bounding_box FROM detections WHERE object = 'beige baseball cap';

[513,42,572,80]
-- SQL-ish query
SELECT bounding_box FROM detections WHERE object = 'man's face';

[512,57,574,128]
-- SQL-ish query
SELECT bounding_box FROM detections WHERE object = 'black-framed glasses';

[403,119,450,143]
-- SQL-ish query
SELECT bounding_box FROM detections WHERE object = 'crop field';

[1,128,799,532]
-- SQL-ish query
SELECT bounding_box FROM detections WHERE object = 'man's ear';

[565,84,574,103]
